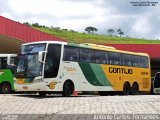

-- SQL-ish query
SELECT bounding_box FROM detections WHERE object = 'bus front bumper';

[14,83,44,92]
[14,81,61,92]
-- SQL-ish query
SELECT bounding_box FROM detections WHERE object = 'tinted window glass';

[10,57,16,65]
[0,58,7,69]
[63,46,79,62]
[44,44,61,78]
[21,44,46,54]
[95,50,108,64]
[122,54,132,66]
[132,55,140,67]
[140,57,148,68]
[109,52,121,65]
[80,48,95,63]
[9,57,17,74]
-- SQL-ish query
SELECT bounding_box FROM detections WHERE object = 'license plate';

[23,86,28,89]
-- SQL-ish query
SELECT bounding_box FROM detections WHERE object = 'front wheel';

[0,83,11,94]
[62,81,73,97]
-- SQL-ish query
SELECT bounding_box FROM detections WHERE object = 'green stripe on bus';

[90,64,111,86]
[79,63,111,86]
[79,62,103,86]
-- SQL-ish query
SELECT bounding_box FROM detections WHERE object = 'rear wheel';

[131,83,139,95]
[62,81,74,97]
[0,83,11,94]
[123,82,131,95]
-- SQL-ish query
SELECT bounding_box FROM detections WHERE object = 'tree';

[23,22,31,26]
[62,29,68,31]
[117,29,124,37]
[107,29,115,36]
[32,23,40,28]
[85,26,98,34]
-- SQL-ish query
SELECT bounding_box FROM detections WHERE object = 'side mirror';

[38,51,47,63]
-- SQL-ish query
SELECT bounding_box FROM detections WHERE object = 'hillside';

[34,27,160,44]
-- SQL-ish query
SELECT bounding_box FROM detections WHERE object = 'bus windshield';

[21,44,46,54]
[16,44,46,78]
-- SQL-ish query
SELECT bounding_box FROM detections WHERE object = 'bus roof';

[0,54,17,57]
[22,41,67,46]
[68,43,149,57]
[21,41,149,57]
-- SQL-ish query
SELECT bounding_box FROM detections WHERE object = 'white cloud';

[4,0,107,29]
[0,0,160,39]
[132,16,151,34]
[8,0,104,18]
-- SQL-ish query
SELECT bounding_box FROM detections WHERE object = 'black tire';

[123,82,131,95]
[38,92,46,97]
[131,83,139,95]
[0,83,11,94]
[62,81,73,97]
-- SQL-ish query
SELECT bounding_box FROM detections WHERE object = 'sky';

[0,0,160,40]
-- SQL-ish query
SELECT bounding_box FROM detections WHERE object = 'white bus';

[14,41,150,96]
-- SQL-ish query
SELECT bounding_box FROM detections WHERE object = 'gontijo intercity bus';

[0,54,17,94]
[14,41,151,96]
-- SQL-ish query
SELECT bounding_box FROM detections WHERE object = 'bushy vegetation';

[23,22,160,44]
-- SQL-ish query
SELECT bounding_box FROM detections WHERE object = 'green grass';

[34,27,160,44]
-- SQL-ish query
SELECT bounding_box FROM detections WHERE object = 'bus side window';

[10,57,16,65]
[95,50,108,64]
[0,58,7,69]
[44,44,61,78]
[90,50,95,63]
[140,56,148,68]
[132,55,140,67]
[63,46,79,62]
[122,54,132,66]
[7,57,17,74]
[80,48,95,63]
[109,52,121,65]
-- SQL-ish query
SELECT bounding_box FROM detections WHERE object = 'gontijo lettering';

[109,67,133,74]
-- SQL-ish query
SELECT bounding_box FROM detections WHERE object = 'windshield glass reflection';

[27,54,42,77]
[16,43,46,78]
[16,54,43,78]
[21,44,46,54]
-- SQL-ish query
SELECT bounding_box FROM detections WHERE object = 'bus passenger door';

[43,44,62,90]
